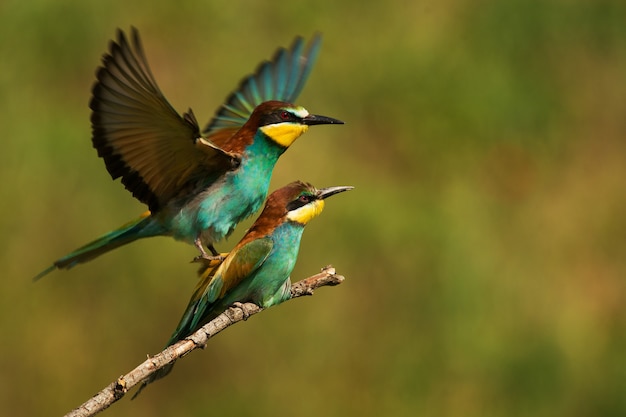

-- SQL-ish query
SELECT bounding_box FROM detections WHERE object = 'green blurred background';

[2,0,626,416]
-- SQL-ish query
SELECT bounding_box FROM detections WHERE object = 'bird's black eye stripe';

[286,193,316,211]
[260,109,299,126]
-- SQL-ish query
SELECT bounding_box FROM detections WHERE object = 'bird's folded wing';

[203,33,322,144]
[186,237,274,331]
[90,27,237,212]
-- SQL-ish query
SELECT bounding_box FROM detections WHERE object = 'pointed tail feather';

[33,212,155,281]
[131,320,196,399]
[132,300,223,398]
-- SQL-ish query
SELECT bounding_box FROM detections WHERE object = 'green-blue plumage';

[132,181,353,398]
[34,29,342,280]
[177,221,302,342]
[164,128,286,243]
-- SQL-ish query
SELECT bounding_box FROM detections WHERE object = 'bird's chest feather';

[241,224,304,308]
[168,141,283,243]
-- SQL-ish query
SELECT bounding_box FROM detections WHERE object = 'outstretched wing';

[91,27,238,212]
[203,33,322,144]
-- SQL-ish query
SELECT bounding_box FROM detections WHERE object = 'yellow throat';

[286,199,325,225]
[260,123,309,148]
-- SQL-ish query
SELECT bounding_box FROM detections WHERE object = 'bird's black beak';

[303,113,344,126]
[317,185,354,200]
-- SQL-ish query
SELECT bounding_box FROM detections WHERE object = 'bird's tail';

[33,211,156,281]
[132,287,228,399]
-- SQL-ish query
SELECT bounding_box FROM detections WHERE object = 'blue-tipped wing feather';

[203,34,322,136]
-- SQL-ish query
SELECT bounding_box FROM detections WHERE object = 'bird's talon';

[232,302,250,320]
[208,244,220,257]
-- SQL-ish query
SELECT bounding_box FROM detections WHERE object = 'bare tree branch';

[63,265,344,417]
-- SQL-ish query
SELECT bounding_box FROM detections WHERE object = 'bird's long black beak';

[317,185,354,199]
[303,113,344,126]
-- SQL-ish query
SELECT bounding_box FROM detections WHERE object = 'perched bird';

[34,28,343,280]
[133,181,353,397]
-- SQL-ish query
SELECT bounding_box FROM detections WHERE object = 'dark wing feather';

[91,27,237,212]
[203,33,322,141]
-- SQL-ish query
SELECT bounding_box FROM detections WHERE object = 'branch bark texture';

[64,265,344,417]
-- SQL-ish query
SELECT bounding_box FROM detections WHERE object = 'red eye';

[280,111,290,120]
[299,195,310,203]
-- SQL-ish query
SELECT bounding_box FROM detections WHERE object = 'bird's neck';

[261,221,306,292]
[240,130,287,171]
[273,221,305,247]
[267,221,306,271]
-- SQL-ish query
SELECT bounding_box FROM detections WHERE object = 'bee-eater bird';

[133,181,353,397]
[34,28,343,280]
